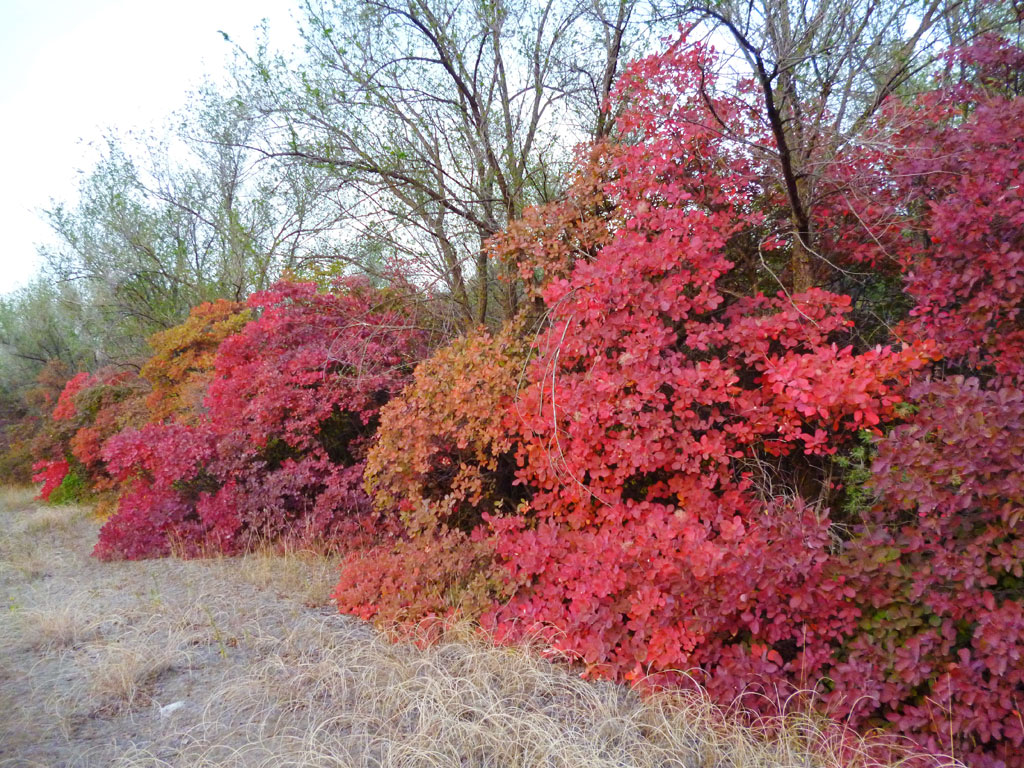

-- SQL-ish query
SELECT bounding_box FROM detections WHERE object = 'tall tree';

[42,86,341,362]
[240,0,654,326]
[672,0,1013,290]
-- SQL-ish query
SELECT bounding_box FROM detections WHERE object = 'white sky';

[0,0,302,296]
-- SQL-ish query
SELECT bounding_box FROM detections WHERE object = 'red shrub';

[31,458,69,501]
[805,41,1024,763]
[488,41,928,697]
[333,525,504,627]
[51,372,92,421]
[94,422,219,559]
[30,367,149,499]
[96,278,433,560]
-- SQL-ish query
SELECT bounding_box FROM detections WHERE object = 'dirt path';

[0,488,925,768]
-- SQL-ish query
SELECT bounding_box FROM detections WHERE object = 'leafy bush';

[365,329,529,533]
[830,377,1024,763]
[486,41,929,694]
[32,367,148,501]
[333,526,507,628]
[142,299,251,423]
[96,278,434,560]
[810,39,1024,764]
[31,458,70,501]
[45,465,90,505]
[339,329,528,624]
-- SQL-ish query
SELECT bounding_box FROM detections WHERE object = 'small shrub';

[333,525,508,628]
[47,465,90,505]
[365,328,529,533]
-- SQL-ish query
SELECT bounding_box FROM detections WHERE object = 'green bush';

[47,466,89,505]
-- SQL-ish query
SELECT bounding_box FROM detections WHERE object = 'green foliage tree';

[41,85,343,363]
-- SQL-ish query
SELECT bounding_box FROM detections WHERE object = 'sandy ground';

[0,487,950,768]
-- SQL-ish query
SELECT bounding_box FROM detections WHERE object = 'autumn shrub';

[826,378,1024,764]
[487,145,620,307]
[94,422,219,559]
[474,35,1024,766]
[28,370,86,490]
[31,458,71,502]
[485,40,929,691]
[66,369,149,489]
[141,298,251,423]
[365,329,529,532]
[816,39,1024,765]
[96,278,434,560]
[27,365,149,501]
[333,525,507,628]
[337,329,528,624]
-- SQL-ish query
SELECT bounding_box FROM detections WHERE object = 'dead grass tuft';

[18,502,92,535]
[78,632,193,713]
[14,600,101,650]
[233,543,338,608]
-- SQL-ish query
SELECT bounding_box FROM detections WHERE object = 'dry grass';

[14,597,101,650]
[0,484,36,509]
[233,543,338,608]
[75,630,193,713]
[117,619,948,768]
[0,491,962,768]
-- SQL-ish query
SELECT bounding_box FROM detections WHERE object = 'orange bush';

[141,299,251,423]
[365,328,529,534]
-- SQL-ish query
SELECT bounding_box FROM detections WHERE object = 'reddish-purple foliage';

[828,377,1024,765]
[96,278,433,560]
[819,36,1024,383]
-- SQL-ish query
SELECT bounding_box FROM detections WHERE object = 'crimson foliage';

[31,458,70,501]
[96,279,432,559]
[895,40,1024,380]
[487,42,930,695]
